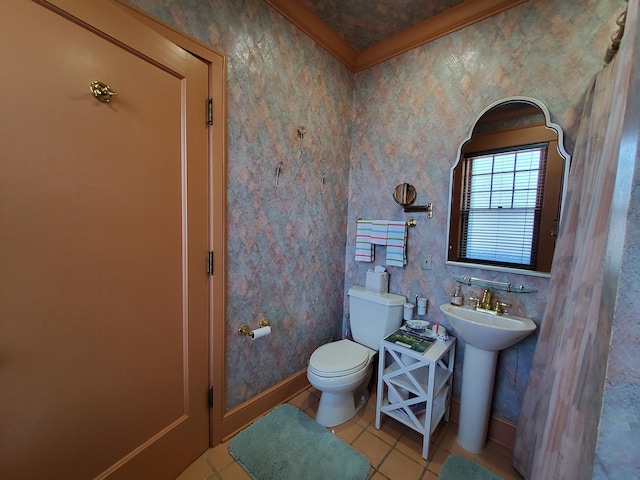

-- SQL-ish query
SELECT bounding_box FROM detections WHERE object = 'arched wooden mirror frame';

[445,96,571,277]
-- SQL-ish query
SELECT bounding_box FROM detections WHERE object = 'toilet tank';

[348,286,406,349]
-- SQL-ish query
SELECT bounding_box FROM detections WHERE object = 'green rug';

[439,455,504,480]
[229,404,370,480]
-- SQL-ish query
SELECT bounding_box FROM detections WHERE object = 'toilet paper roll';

[388,386,409,404]
[250,326,271,340]
[434,386,451,410]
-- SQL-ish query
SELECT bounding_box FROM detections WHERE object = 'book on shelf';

[384,329,435,353]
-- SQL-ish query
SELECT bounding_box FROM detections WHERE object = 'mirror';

[446,97,570,277]
[393,183,417,207]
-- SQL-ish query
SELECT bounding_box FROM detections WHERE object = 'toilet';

[307,286,406,427]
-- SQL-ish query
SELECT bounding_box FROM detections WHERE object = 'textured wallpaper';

[127,0,354,410]
[128,0,623,420]
[345,0,623,421]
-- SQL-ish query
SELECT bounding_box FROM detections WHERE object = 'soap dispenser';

[451,285,463,306]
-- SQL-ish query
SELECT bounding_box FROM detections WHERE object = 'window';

[447,104,568,276]
[459,144,547,270]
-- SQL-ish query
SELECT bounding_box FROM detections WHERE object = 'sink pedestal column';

[458,344,498,453]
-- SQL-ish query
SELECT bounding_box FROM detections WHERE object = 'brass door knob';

[90,81,118,103]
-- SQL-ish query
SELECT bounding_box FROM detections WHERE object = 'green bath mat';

[229,404,370,480]
[439,454,504,480]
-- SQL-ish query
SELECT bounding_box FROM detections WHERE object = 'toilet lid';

[308,339,371,377]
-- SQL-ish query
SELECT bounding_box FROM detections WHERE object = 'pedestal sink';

[439,303,537,453]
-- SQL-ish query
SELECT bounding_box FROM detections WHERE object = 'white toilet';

[307,286,406,427]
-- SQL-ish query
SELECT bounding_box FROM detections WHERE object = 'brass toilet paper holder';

[238,318,270,336]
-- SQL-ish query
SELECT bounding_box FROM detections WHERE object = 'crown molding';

[265,0,528,72]
[263,0,358,69]
[355,0,528,71]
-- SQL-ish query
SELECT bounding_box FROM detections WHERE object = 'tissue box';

[366,270,389,293]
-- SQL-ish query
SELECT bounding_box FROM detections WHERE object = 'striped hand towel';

[386,221,407,267]
[371,220,389,245]
[355,220,374,262]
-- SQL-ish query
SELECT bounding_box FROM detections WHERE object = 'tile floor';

[177,387,523,480]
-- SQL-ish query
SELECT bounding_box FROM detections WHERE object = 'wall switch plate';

[421,254,432,270]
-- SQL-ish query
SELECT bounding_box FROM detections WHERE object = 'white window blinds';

[459,144,548,269]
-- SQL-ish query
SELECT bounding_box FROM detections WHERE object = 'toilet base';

[315,383,370,427]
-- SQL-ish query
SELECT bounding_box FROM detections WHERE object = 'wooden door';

[0,1,210,478]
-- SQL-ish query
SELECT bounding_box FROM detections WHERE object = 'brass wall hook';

[297,126,307,158]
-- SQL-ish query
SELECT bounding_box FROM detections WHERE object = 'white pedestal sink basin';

[439,303,537,453]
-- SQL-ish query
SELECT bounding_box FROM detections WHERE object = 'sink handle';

[468,295,480,309]
[495,301,511,314]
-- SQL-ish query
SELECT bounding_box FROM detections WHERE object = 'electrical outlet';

[421,254,432,270]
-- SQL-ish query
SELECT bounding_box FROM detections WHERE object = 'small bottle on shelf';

[451,285,463,306]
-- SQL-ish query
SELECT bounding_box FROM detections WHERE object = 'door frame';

[112,1,228,447]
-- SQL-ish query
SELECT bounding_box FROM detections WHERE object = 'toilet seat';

[308,339,371,378]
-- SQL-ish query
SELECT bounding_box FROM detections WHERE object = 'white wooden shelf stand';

[375,334,456,459]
